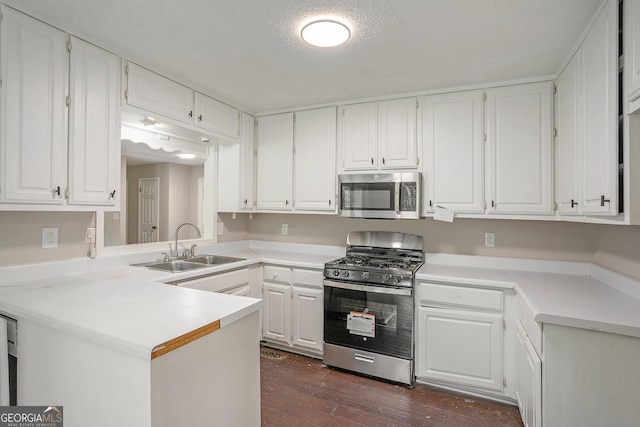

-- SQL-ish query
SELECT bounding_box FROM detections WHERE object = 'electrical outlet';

[42,227,58,249]
[281,224,288,235]
[85,227,96,243]
[217,222,224,235]
[484,232,495,247]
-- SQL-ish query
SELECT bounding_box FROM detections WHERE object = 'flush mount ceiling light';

[301,20,350,47]
[176,153,196,159]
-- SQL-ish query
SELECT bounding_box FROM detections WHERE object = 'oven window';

[324,286,413,359]
[341,182,395,211]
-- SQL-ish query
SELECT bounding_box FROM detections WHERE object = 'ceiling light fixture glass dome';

[301,20,350,47]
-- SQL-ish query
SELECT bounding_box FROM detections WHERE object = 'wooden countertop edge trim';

[151,319,221,359]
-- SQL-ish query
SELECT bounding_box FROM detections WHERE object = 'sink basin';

[145,260,210,272]
[190,255,245,265]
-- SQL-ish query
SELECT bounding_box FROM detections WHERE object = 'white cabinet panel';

[293,107,337,211]
[485,82,553,214]
[262,282,292,345]
[341,102,378,170]
[378,97,417,169]
[417,306,503,391]
[556,53,581,215]
[0,6,68,204]
[256,113,293,210]
[292,287,323,352]
[68,37,120,206]
[579,0,618,215]
[626,0,640,105]
[194,93,239,140]
[515,320,542,427]
[423,90,484,213]
[125,62,194,125]
[217,112,255,212]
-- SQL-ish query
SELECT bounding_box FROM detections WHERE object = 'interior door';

[138,177,159,243]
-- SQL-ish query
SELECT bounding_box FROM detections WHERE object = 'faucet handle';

[162,252,170,262]
[190,244,198,258]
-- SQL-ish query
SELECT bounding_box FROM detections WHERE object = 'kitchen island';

[0,257,263,427]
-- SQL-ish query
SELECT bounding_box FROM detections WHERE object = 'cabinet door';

[515,320,526,415]
[292,286,323,352]
[579,0,618,215]
[0,6,68,204]
[125,62,194,125]
[523,333,542,427]
[256,113,293,210]
[341,102,378,170]
[485,82,553,214]
[626,0,640,103]
[556,54,581,215]
[217,112,255,212]
[293,107,336,211]
[378,97,417,169]
[68,37,120,206]
[262,282,292,345]
[194,92,240,140]
[423,90,484,213]
[417,307,503,391]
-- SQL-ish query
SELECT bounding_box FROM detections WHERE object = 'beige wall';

[0,211,95,267]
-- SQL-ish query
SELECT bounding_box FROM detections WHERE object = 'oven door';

[323,280,413,359]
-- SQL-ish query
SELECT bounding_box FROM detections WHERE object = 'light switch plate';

[484,232,495,247]
[281,224,288,235]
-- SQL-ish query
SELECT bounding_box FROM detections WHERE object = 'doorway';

[138,177,160,243]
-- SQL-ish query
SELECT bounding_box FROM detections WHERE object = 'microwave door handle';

[395,182,401,215]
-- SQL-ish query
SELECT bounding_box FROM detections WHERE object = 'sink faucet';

[173,222,202,258]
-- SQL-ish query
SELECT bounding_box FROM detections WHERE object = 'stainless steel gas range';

[323,231,424,386]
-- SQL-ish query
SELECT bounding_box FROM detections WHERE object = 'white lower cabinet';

[516,320,542,427]
[416,282,505,393]
[172,267,251,296]
[262,265,323,355]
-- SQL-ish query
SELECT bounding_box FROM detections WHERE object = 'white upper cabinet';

[217,112,255,212]
[125,62,194,125]
[256,113,294,210]
[0,6,68,205]
[422,90,484,214]
[556,54,581,215]
[293,107,337,211]
[194,93,240,140]
[378,97,418,169]
[626,0,640,110]
[125,61,240,141]
[341,102,378,170]
[341,98,418,171]
[579,0,618,215]
[485,82,554,214]
[68,37,121,206]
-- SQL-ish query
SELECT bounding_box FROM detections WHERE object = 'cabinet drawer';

[516,296,542,356]
[177,268,248,293]
[263,265,292,284]
[292,268,322,288]
[419,282,503,312]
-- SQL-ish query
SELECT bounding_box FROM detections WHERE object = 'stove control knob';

[392,276,400,284]
[361,271,370,280]
[342,270,350,278]
[382,274,390,283]
[333,269,340,277]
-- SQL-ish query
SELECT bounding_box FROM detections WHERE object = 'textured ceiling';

[3,0,604,114]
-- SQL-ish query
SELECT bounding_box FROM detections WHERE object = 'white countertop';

[417,257,640,339]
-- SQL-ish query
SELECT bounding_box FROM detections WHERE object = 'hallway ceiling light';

[301,20,350,47]
[176,153,196,159]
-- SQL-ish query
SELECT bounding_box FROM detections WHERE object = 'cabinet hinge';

[124,90,129,101]
[66,96,71,107]
[502,319,506,330]
[503,377,507,388]
[416,99,419,109]
[0,77,2,88]
[554,201,558,211]
[67,39,72,52]
[416,157,420,166]
[553,84,557,94]
[64,188,70,200]
[483,93,487,102]
[483,133,487,142]
[342,108,345,117]
[553,128,558,137]
[125,64,129,75]
[0,11,3,22]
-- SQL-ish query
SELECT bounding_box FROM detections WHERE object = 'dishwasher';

[0,314,17,406]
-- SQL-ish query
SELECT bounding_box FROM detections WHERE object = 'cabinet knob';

[188,111,193,118]
[285,200,289,206]
[571,199,578,208]
[109,190,116,199]
[243,199,248,205]
[600,195,610,206]
[328,199,332,206]
[198,114,203,121]
[370,157,374,165]
[382,157,386,165]
[53,186,61,197]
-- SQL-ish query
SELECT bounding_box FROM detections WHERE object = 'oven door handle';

[323,279,412,296]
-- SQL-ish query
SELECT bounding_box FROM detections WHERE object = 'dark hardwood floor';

[260,347,524,427]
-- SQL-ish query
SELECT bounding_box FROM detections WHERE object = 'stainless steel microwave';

[338,172,422,219]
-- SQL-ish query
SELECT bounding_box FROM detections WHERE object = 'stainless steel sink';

[145,260,210,272]
[134,254,245,272]
[190,255,245,265]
